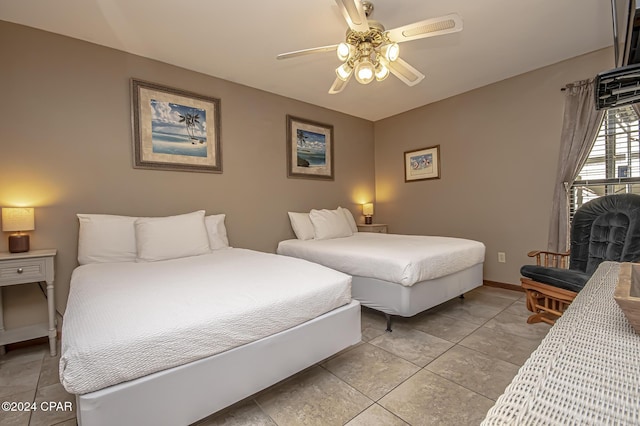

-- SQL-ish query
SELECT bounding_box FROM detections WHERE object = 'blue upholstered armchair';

[521,193,640,325]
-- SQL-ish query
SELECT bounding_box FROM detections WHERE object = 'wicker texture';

[483,261,640,425]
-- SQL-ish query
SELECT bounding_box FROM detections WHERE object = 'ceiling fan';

[276,0,463,94]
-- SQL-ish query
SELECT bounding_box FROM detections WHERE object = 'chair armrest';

[527,250,571,268]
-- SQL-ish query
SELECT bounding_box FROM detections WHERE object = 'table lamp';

[2,207,35,253]
[362,203,374,225]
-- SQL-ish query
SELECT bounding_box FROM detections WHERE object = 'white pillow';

[135,211,210,262]
[288,212,315,240]
[309,208,353,240]
[77,214,138,265]
[339,207,358,233]
[205,214,230,249]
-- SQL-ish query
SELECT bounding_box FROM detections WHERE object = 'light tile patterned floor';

[0,286,551,426]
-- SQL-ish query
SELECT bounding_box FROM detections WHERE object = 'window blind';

[570,105,640,219]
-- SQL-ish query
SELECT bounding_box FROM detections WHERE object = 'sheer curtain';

[547,79,605,252]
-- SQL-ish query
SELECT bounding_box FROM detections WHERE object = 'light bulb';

[354,59,375,84]
[375,62,389,81]
[381,43,400,62]
[337,43,352,61]
[336,62,353,81]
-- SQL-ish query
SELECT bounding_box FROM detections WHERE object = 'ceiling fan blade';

[386,13,463,43]
[387,58,425,86]
[329,76,351,94]
[277,44,338,60]
[334,0,370,32]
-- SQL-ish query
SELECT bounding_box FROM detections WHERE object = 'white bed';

[62,211,361,425]
[277,232,485,329]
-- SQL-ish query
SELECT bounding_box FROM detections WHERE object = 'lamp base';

[365,216,373,225]
[9,235,30,253]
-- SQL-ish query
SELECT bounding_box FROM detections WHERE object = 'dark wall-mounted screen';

[613,0,638,66]
[627,9,640,64]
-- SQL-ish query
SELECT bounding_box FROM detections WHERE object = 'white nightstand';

[357,224,388,233]
[0,249,57,356]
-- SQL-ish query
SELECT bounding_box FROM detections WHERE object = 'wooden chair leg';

[527,311,557,325]
[521,278,577,326]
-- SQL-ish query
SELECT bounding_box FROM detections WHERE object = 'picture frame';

[286,115,334,180]
[404,145,441,182]
[131,79,222,173]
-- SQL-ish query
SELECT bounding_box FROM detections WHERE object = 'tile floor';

[0,285,551,426]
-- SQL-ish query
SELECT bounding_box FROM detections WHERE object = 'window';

[570,105,640,219]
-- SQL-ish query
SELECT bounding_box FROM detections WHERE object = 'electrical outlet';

[498,252,506,263]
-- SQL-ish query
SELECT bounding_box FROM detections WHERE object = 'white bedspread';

[60,249,351,395]
[277,233,485,286]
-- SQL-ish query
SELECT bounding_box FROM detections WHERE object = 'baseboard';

[483,280,524,292]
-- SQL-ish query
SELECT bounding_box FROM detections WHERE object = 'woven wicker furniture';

[483,261,640,425]
[614,262,640,334]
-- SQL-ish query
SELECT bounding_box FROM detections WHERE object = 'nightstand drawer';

[0,258,47,285]
[357,224,388,233]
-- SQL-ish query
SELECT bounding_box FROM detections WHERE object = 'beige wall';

[0,21,375,328]
[0,18,618,331]
[374,48,613,285]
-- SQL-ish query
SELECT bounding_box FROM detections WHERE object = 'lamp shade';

[362,203,374,216]
[336,62,353,81]
[354,59,375,84]
[381,43,400,62]
[375,62,389,81]
[2,208,35,232]
[336,42,353,61]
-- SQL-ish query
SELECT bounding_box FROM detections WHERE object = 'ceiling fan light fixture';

[336,62,353,81]
[277,1,463,94]
[354,58,375,84]
[336,42,354,61]
[381,43,399,62]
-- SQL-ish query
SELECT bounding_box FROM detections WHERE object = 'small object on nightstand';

[362,203,374,225]
[357,224,388,233]
[0,249,57,356]
[2,208,35,253]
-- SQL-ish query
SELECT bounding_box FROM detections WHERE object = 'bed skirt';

[76,300,361,426]
[352,263,483,317]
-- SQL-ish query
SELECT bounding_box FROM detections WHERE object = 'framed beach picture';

[404,145,441,182]
[131,79,222,173]
[286,115,334,180]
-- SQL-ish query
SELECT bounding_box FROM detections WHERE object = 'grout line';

[420,294,534,403]
[310,364,377,425]
[252,397,280,426]
[339,401,372,425]
[423,367,499,402]
[319,360,374,403]
[379,402,412,426]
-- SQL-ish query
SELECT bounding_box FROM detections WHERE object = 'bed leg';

[385,313,393,332]
[459,294,465,299]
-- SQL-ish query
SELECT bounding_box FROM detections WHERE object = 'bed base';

[74,300,361,426]
[382,292,469,331]
[353,263,483,330]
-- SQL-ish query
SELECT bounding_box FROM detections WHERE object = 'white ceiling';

[0,0,615,121]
